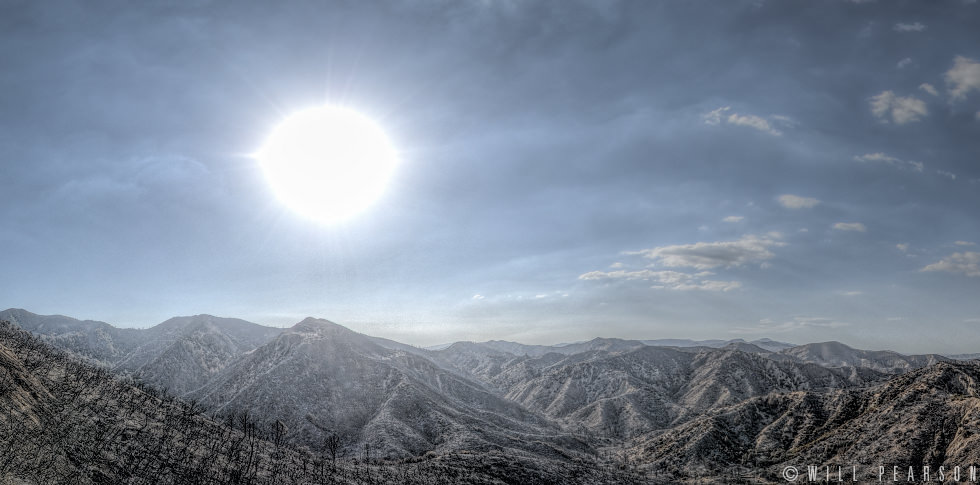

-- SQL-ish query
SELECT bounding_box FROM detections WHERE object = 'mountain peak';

[288,317,352,336]
[809,340,855,351]
[153,314,262,333]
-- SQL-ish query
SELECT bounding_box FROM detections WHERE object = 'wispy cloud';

[580,234,784,292]
[893,22,926,32]
[955,241,976,246]
[626,234,785,270]
[922,252,980,277]
[870,91,928,124]
[853,152,924,172]
[946,56,980,101]
[703,106,787,136]
[919,83,939,96]
[723,216,744,223]
[777,194,820,209]
[937,170,957,180]
[735,316,849,334]
[578,269,741,291]
[897,58,913,69]
[833,222,867,232]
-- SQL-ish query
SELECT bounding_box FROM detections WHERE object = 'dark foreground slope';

[0,320,631,485]
[628,360,980,482]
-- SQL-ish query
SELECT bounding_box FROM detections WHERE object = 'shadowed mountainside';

[5,307,979,483]
[191,318,588,460]
[0,319,630,484]
[628,360,980,481]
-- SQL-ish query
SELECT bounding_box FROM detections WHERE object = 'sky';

[2,0,980,353]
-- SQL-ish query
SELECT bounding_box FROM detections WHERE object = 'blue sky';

[2,0,980,352]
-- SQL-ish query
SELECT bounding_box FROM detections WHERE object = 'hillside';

[190,318,588,461]
[628,360,980,481]
[0,319,629,484]
[7,308,980,483]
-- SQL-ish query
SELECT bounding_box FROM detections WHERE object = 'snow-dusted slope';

[191,318,586,460]
[0,308,142,364]
[772,341,950,372]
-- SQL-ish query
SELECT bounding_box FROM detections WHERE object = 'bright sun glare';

[257,105,398,223]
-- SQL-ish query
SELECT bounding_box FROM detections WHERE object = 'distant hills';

[425,336,797,356]
[2,307,979,483]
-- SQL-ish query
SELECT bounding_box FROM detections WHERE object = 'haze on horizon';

[2,1,980,354]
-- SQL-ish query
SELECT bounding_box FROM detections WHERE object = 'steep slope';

[674,348,882,421]
[426,341,528,388]
[130,316,281,395]
[192,318,588,460]
[0,308,142,365]
[630,361,980,481]
[504,347,694,439]
[502,346,883,439]
[115,315,282,395]
[0,319,631,484]
[0,309,282,389]
[0,319,319,484]
[113,314,281,369]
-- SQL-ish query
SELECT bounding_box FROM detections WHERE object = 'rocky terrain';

[3,307,979,483]
[0,318,627,484]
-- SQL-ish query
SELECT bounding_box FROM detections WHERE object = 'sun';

[257,105,398,223]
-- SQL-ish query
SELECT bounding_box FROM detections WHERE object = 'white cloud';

[946,56,980,101]
[841,291,864,297]
[853,152,924,172]
[870,91,928,124]
[702,106,785,136]
[735,316,849,334]
[626,234,785,270]
[727,113,782,136]
[893,22,926,32]
[777,194,820,209]
[701,106,732,126]
[897,243,910,253]
[471,294,485,300]
[922,251,980,277]
[723,216,744,223]
[897,57,913,69]
[937,170,957,180]
[609,262,625,269]
[702,106,729,125]
[919,83,939,96]
[833,222,867,232]
[955,241,977,246]
[578,269,741,292]
[582,234,784,293]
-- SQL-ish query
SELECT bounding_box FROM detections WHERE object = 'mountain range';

[2,307,978,483]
